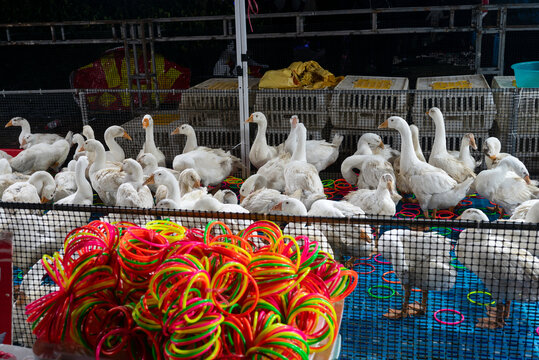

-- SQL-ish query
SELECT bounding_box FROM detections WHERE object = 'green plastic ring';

[367,285,395,299]
[467,291,496,306]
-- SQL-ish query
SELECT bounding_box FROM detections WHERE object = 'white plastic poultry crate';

[513,133,539,175]
[492,76,539,134]
[178,78,259,127]
[254,89,330,130]
[412,74,496,132]
[329,76,409,130]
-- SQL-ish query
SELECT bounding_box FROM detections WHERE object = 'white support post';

[235,0,251,179]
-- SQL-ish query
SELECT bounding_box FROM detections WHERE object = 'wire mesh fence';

[5,201,539,359]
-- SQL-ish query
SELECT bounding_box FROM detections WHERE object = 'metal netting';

[5,201,539,359]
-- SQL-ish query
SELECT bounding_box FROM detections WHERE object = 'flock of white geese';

[4,106,539,338]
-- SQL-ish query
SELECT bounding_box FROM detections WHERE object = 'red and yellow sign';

[71,47,191,110]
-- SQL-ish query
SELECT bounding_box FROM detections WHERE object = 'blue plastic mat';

[339,194,539,360]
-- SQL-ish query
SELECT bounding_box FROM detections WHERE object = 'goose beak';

[469,135,477,150]
[524,175,531,185]
[123,132,132,140]
[359,228,372,243]
[142,117,150,128]
[489,155,497,161]
[78,145,85,152]
[291,116,298,128]
[425,111,429,116]
[271,202,283,211]
[239,194,245,203]
[378,141,384,149]
[40,196,48,204]
[171,127,180,135]
[378,119,389,129]
[245,114,254,123]
[386,180,393,192]
[194,180,201,188]
[5,120,13,128]
[21,138,27,147]
[143,174,155,185]
[456,215,462,220]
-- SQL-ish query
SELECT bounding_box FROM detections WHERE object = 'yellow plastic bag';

[259,68,301,89]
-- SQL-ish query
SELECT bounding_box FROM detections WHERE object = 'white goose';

[171,124,199,153]
[104,125,132,162]
[457,208,539,329]
[213,189,238,204]
[72,133,86,161]
[81,139,124,206]
[256,151,291,193]
[345,173,397,216]
[354,132,400,164]
[116,159,154,208]
[482,137,510,169]
[145,169,182,207]
[427,107,476,182]
[285,115,343,172]
[146,168,208,210]
[284,123,324,205]
[448,133,481,171]
[0,158,29,197]
[340,153,396,194]
[82,125,96,163]
[379,116,474,217]
[138,114,166,167]
[394,124,425,194]
[137,152,179,202]
[53,160,77,202]
[240,174,284,214]
[10,137,71,174]
[2,170,55,204]
[55,156,93,205]
[510,199,539,221]
[473,156,539,215]
[378,228,456,319]
[173,146,242,187]
[246,112,283,168]
[5,117,63,149]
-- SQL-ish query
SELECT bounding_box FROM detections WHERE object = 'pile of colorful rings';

[323,178,356,200]
[26,219,358,359]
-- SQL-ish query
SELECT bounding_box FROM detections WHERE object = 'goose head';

[214,189,238,205]
[105,125,132,141]
[379,173,395,193]
[463,133,478,150]
[482,137,502,160]
[171,124,195,136]
[121,159,144,181]
[72,133,85,147]
[156,199,179,209]
[5,117,27,128]
[76,156,89,172]
[290,115,299,129]
[82,125,95,140]
[498,156,531,184]
[239,174,266,201]
[137,153,158,174]
[272,198,308,216]
[456,208,489,222]
[144,168,176,188]
[194,196,221,211]
[426,107,444,123]
[246,112,267,125]
[80,139,105,154]
[358,133,384,151]
[178,168,201,192]
[378,116,407,132]
[29,171,56,203]
[20,134,35,149]
[142,114,154,129]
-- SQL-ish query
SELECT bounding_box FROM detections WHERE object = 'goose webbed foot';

[476,317,506,329]
[407,301,427,316]
[383,308,409,319]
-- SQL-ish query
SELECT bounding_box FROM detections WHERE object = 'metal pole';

[79,91,89,126]
[507,87,520,155]
[235,0,251,179]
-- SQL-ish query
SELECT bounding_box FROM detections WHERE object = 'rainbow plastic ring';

[359,255,373,261]
[382,271,401,284]
[433,309,464,325]
[322,179,335,187]
[396,211,418,219]
[467,291,496,306]
[450,257,467,269]
[374,254,391,265]
[367,285,395,299]
[430,227,452,236]
[355,262,376,275]
[458,199,473,207]
[435,210,456,220]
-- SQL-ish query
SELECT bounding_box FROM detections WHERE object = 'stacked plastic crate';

[412,75,496,158]
[328,75,409,161]
[492,76,539,174]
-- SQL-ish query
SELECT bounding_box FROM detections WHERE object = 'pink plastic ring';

[536,327,539,336]
[433,309,465,325]
[355,262,375,275]
[374,254,391,265]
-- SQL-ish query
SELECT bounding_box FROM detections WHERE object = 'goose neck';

[92,143,107,171]
[431,114,447,155]
[292,130,307,162]
[105,133,125,159]
[183,130,198,153]
[145,125,157,151]
[75,162,93,199]
[253,120,269,148]
[459,140,470,160]
[397,123,419,170]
